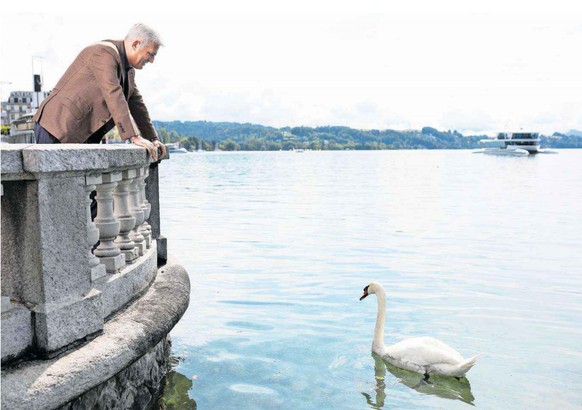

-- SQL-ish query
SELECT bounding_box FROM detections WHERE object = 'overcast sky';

[2,7,581,135]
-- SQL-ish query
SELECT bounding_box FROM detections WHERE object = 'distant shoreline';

[153,120,582,152]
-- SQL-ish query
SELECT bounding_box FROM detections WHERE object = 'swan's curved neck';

[373,287,387,348]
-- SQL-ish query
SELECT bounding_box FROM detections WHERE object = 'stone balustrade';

[1,144,167,363]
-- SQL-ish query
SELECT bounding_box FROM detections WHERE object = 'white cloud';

[1,11,581,134]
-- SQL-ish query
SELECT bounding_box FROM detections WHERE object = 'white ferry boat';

[477,132,540,156]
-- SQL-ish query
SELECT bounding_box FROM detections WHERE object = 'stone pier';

[1,144,190,409]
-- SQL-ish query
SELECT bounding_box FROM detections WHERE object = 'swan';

[360,282,478,380]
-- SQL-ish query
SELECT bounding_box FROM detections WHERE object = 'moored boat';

[475,132,540,155]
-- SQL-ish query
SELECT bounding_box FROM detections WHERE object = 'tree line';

[153,121,582,151]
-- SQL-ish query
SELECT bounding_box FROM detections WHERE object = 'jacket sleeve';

[128,85,159,142]
[88,45,140,140]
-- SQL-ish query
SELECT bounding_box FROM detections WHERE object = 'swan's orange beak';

[359,286,369,301]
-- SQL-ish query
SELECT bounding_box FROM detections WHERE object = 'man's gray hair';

[125,23,164,47]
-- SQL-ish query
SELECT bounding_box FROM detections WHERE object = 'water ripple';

[163,150,582,410]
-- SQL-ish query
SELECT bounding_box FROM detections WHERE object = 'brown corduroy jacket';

[33,40,158,143]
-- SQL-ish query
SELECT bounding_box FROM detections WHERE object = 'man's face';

[129,40,159,70]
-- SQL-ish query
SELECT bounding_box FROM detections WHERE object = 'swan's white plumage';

[362,282,477,378]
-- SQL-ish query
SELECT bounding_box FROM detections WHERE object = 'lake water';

[158,150,582,409]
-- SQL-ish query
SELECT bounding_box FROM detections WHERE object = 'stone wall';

[59,336,171,410]
[1,145,191,409]
[1,256,190,410]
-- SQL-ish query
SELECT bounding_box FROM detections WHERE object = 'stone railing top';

[1,144,153,178]
[0,144,29,174]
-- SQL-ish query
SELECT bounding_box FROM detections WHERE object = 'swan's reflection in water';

[362,353,475,408]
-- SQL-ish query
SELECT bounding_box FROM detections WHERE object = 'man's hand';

[152,140,167,158]
[130,135,158,161]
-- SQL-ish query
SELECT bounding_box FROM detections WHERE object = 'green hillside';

[153,120,582,151]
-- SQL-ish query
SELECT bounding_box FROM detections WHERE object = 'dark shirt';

[121,43,131,73]
[120,43,132,98]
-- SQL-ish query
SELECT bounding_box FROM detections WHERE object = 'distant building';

[1,90,50,127]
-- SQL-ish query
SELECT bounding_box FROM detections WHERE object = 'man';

[33,23,166,160]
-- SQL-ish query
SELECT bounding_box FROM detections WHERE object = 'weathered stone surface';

[36,176,92,302]
[2,175,104,356]
[3,177,93,300]
[1,180,43,305]
[22,145,149,174]
[34,289,103,354]
[58,337,171,410]
[0,144,27,174]
[98,243,158,319]
[1,301,33,364]
[1,256,191,410]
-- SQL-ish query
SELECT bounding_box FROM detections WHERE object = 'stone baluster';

[113,169,139,263]
[94,172,125,272]
[85,175,106,281]
[138,166,152,249]
[129,168,146,256]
